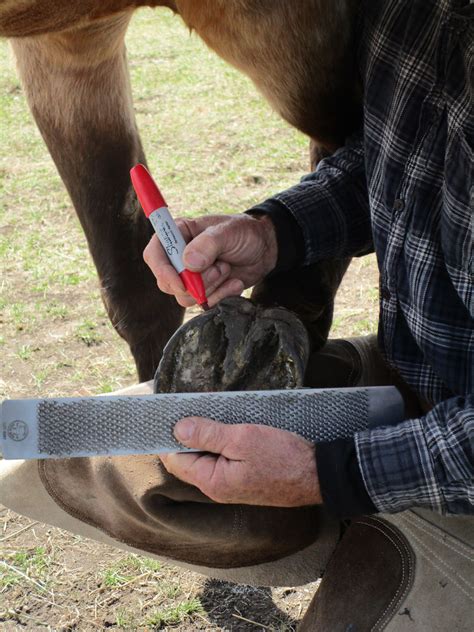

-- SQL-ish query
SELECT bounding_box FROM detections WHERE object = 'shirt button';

[381,287,391,300]
[393,198,405,212]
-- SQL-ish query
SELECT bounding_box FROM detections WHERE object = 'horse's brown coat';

[1,0,360,378]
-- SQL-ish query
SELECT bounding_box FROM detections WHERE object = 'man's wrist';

[254,214,279,277]
[246,198,305,275]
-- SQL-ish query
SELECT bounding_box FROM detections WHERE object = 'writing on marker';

[161,219,179,256]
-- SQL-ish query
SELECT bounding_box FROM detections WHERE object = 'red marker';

[131,164,209,310]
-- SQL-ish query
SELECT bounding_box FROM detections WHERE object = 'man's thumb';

[174,417,229,454]
[183,223,235,271]
[182,249,208,270]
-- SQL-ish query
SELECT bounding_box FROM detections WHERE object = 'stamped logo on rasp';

[6,419,29,442]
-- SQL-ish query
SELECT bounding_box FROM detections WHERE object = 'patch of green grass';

[8,302,35,331]
[0,547,50,590]
[0,235,10,257]
[100,555,162,588]
[127,555,162,573]
[145,598,204,628]
[115,609,137,629]
[102,568,135,588]
[54,271,83,287]
[45,301,69,319]
[351,317,378,336]
[31,368,49,388]
[97,381,116,394]
[160,581,182,600]
[366,286,379,303]
[17,343,32,360]
[75,320,103,347]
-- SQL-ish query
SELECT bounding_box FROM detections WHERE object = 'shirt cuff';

[316,438,377,518]
[355,419,441,514]
[246,199,305,274]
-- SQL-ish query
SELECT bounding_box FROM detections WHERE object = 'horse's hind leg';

[10,13,183,380]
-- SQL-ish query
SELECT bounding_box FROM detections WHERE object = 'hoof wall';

[155,297,310,393]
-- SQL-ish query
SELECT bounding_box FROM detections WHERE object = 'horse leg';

[10,13,183,380]
[250,136,352,352]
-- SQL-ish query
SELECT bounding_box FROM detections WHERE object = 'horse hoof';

[155,296,310,393]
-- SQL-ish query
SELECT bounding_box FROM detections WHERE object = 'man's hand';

[159,418,322,507]
[143,213,277,308]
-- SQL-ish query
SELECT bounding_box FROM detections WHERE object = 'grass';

[45,301,69,319]
[115,609,136,629]
[16,343,33,360]
[0,546,51,591]
[31,368,49,388]
[100,554,163,588]
[75,319,104,347]
[0,7,378,631]
[102,568,135,588]
[145,599,204,628]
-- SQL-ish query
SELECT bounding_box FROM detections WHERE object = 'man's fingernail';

[185,252,206,269]
[174,419,195,442]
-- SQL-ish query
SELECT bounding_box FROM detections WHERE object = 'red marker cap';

[130,164,167,217]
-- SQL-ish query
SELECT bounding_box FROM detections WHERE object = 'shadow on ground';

[200,578,299,631]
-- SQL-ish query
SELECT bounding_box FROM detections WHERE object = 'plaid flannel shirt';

[253,0,473,514]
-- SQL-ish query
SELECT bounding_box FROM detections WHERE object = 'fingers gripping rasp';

[0,387,404,460]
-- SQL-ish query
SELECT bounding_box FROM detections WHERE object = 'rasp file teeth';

[37,390,369,457]
[1,387,404,459]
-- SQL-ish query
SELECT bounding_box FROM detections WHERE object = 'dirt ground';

[1,509,319,631]
[0,8,379,631]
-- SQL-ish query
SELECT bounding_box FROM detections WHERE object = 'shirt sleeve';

[355,395,474,515]
[247,131,374,267]
[316,438,377,518]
